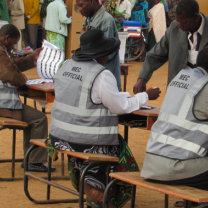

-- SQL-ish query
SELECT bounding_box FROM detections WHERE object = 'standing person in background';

[77,0,122,91]
[168,0,180,24]
[147,0,166,51]
[168,0,176,22]
[40,0,54,40]
[45,0,72,52]
[115,0,132,20]
[9,0,25,51]
[131,0,149,27]
[104,0,116,16]
[147,0,155,10]
[23,0,40,50]
[0,0,10,23]
[161,0,171,27]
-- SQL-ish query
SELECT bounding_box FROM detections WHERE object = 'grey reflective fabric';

[50,59,119,145]
[0,81,22,109]
[147,68,208,160]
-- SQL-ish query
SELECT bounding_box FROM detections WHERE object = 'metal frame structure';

[24,145,79,204]
[24,144,118,205]
[103,179,192,208]
[0,126,25,181]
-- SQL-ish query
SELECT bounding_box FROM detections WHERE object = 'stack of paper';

[26,40,65,85]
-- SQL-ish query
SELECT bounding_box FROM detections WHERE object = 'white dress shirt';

[186,13,204,68]
[91,69,149,114]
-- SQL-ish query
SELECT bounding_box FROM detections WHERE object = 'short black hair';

[0,24,20,38]
[176,0,199,18]
[196,47,208,72]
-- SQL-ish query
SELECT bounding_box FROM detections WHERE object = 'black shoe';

[21,162,56,172]
[93,202,103,208]
[197,204,208,208]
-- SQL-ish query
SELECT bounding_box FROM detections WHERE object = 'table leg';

[124,126,129,144]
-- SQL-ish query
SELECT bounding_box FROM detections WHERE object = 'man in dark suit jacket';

[133,0,208,94]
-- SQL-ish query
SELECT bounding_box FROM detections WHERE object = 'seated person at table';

[141,47,208,197]
[48,29,161,208]
[0,24,55,172]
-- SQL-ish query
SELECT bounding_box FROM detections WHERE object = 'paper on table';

[26,79,53,85]
[27,39,65,85]
[141,105,152,109]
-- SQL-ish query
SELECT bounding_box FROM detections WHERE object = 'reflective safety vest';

[147,67,208,160]
[0,80,22,109]
[49,59,119,145]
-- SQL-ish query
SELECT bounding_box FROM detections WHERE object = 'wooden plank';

[0,117,28,127]
[109,172,208,203]
[132,106,160,117]
[26,83,54,92]
[30,139,119,162]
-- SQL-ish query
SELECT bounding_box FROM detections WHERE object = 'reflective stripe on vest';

[0,81,22,109]
[146,68,208,160]
[50,59,119,145]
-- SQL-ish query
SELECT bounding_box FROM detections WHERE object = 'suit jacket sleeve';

[138,24,171,82]
[0,50,34,87]
[13,55,35,72]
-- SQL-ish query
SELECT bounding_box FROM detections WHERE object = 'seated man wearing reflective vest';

[141,47,208,195]
[0,24,55,172]
[49,29,161,208]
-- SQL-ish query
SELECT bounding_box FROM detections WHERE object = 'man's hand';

[25,17,29,24]
[146,88,161,100]
[80,25,89,34]
[31,48,44,60]
[133,78,146,94]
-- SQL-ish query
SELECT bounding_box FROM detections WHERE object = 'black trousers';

[150,170,208,191]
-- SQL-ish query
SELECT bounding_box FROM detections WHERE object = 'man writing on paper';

[0,24,55,172]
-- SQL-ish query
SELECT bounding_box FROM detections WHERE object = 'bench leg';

[11,129,16,178]
[61,153,64,176]
[34,101,36,109]
[130,185,136,208]
[103,179,119,208]
[47,155,52,200]
[79,161,112,208]
[165,194,169,208]
[0,129,24,181]
[184,200,192,208]
[24,144,79,204]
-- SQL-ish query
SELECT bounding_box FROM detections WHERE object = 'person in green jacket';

[0,0,10,23]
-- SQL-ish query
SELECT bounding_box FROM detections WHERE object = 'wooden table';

[19,64,132,105]
[19,81,160,143]
[119,106,160,143]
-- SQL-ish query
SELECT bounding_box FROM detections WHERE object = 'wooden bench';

[103,172,208,208]
[24,139,119,206]
[0,117,28,181]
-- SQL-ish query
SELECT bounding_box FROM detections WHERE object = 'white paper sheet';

[26,78,53,85]
[27,40,65,85]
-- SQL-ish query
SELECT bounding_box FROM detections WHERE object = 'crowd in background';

[0,0,180,56]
